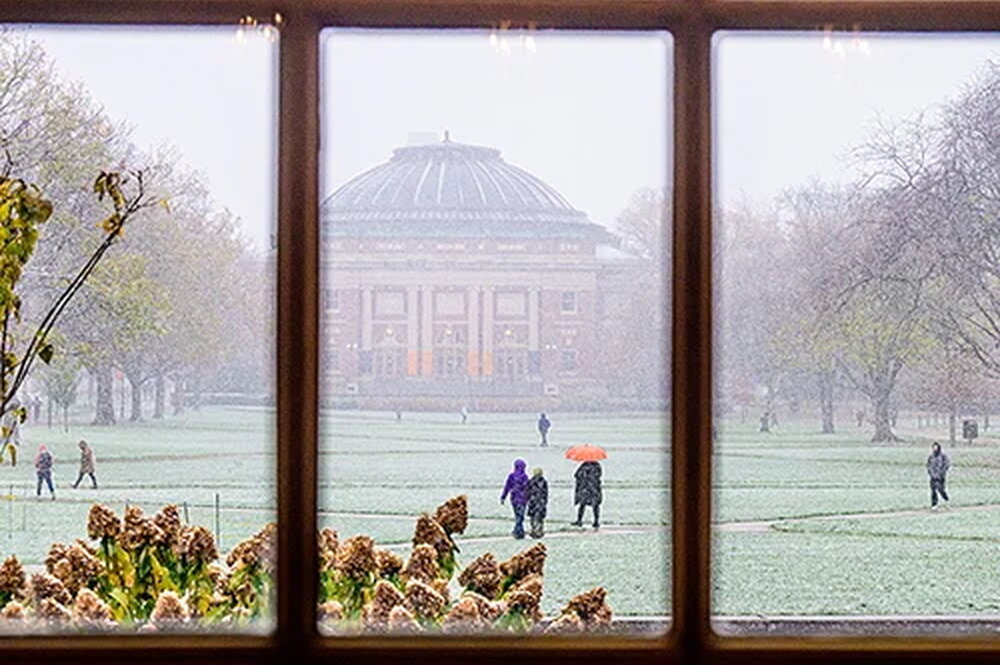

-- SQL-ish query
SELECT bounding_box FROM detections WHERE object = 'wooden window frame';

[5,1,1000,663]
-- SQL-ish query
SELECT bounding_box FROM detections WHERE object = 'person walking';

[927,441,951,509]
[34,444,55,500]
[572,460,603,528]
[526,467,548,539]
[499,458,529,539]
[460,405,469,425]
[537,412,551,447]
[73,440,98,489]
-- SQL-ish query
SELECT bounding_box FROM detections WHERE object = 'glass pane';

[319,29,671,636]
[0,25,277,632]
[714,32,1000,636]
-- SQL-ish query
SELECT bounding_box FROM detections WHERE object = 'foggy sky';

[17,27,1000,250]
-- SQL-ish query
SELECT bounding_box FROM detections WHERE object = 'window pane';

[320,29,671,636]
[0,25,276,633]
[714,32,1000,636]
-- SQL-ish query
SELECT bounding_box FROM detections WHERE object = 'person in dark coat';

[526,467,548,539]
[537,413,551,447]
[572,460,602,528]
[73,440,98,489]
[500,458,529,539]
[35,444,55,500]
[927,441,951,509]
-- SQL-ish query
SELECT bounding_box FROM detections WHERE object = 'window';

[560,350,579,373]
[323,288,340,312]
[561,290,577,313]
[10,0,1000,662]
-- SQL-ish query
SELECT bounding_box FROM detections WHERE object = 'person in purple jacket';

[500,458,529,539]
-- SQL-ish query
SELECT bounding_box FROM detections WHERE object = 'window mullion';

[276,10,321,660]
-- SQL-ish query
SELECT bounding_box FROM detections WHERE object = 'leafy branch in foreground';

[0,169,158,421]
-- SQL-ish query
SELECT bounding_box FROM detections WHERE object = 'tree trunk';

[128,373,143,422]
[984,410,990,432]
[172,379,185,416]
[46,396,52,429]
[63,405,68,433]
[92,366,115,426]
[871,391,900,442]
[818,370,835,434]
[153,372,165,419]
[949,403,958,444]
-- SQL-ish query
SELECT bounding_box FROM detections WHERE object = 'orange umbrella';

[564,444,608,462]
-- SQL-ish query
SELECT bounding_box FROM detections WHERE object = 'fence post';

[183,501,190,524]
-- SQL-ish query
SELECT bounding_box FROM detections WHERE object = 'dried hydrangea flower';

[152,504,182,547]
[387,605,422,634]
[29,573,72,607]
[256,523,277,574]
[73,588,115,629]
[458,552,502,598]
[562,587,612,628]
[0,600,25,621]
[374,549,403,579]
[412,514,452,560]
[433,495,468,536]
[74,539,97,557]
[318,600,344,622]
[362,580,406,631]
[509,574,543,604]
[404,579,446,619]
[401,544,439,583]
[545,611,584,634]
[151,591,190,629]
[459,591,506,623]
[318,528,339,572]
[44,543,68,575]
[36,597,72,627]
[333,535,376,580]
[174,525,218,564]
[499,543,546,581]
[505,589,541,622]
[50,544,102,595]
[430,579,450,605]
[86,504,121,541]
[120,505,165,551]
[226,523,276,574]
[0,555,25,596]
[441,595,484,634]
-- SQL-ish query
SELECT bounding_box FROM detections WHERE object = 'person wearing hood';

[500,458,529,539]
[73,440,98,489]
[527,467,549,538]
[34,444,55,500]
[927,441,951,509]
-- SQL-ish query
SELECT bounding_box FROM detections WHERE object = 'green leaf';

[38,343,53,365]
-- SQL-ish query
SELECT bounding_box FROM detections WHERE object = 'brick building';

[321,134,637,408]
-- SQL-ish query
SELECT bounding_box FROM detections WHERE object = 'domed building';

[321,133,636,407]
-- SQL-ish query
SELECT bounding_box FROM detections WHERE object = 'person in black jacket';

[537,413,551,447]
[527,467,548,538]
[572,460,602,528]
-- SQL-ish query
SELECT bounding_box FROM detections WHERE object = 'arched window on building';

[373,326,405,376]
[495,325,529,380]
[433,325,467,376]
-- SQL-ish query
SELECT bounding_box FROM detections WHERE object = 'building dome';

[322,134,609,240]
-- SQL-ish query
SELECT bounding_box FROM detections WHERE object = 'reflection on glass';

[319,29,671,635]
[0,26,276,632]
[714,32,1000,636]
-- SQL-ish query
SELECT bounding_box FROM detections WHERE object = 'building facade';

[321,135,636,408]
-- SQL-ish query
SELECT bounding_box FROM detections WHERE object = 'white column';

[481,287,494,376]
[467,287,480,376]
[421,286,434,375]
[406,287,419,376]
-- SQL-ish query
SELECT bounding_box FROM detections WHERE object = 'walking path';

[716,501,1000,533]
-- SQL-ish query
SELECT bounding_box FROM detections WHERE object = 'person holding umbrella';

[566,444,606,529]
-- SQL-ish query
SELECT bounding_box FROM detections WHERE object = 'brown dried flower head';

[545,611,585,634]
[151,591,190,629]
[430,578,450,605]
[73,588,115,629]
[29,573,71,607]
[318,600,344,622]
[226,524,276,573]
[333,535,376,580]
[459,590,506,623]
[0,555,25,596]
[50,544,102,595]
[441,595,484,634]
[0,601,25,621]
[36,597,72,626]
[74,539,98,557]
[433,495,468,536]
[174,525,218,564]
[562,587,611,628]
[86,504,121,541]
[505,589,541,622]
[44,543,68,575]
[412,514,452,560]
[362,580,406,630]
[121,505,166,551]
[509,574,543,604]
[458,552,502,598]
[374,548,403,579]
[152,504,183,547]
[500,543,546,581]
[318,528,339,571]
[401,544,439,583]
[404,579,446,619]
[387,605,422,634]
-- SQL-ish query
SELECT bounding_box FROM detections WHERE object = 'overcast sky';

[16,27,1000,249]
